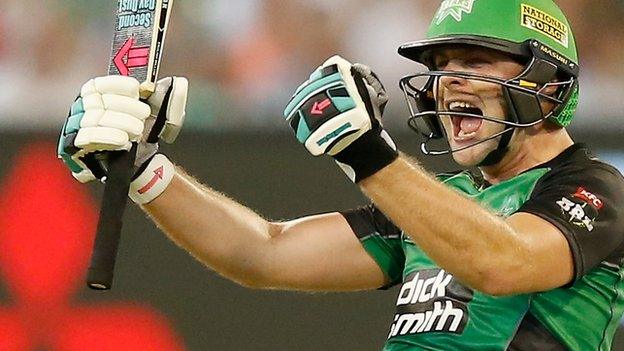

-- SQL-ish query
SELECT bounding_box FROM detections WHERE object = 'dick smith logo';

[388,269,470,338]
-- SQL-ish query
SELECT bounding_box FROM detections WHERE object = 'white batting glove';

[58,75,188,204]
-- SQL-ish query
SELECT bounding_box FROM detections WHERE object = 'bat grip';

[87,144,137,290]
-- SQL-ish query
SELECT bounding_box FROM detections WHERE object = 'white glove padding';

[129,153,176,204]
[144,76,188,144]
[77,76,151,153]
[134,76,188,167]
[58,76,188,183]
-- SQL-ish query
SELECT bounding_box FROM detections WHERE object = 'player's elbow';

[227,268,279,290]
[475,276,514,296]
[210,256,280,290]
[473,266,527,296]
[235,277,272,290]
[228,261,288,290]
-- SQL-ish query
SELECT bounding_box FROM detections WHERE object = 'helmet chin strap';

[476,126,514,167]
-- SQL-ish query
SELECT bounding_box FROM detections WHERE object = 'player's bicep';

[506,212,575,291]
[516,164,624,284]
[263,212,388,291]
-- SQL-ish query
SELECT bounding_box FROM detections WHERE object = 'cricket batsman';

[58,0,624,349]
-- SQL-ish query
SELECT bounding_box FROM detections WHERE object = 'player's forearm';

[142,167,276,287]
[359,156,527,293]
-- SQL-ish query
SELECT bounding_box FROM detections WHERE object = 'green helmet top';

[428,0,577,62]
[399,0,579,127]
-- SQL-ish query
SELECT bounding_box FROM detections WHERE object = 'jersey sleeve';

[518,162,624,281]
[341,205,405,288]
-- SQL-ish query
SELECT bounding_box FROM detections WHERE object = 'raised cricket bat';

[87,0,174,290]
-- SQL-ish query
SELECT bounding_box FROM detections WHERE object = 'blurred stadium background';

[0,0,622,350]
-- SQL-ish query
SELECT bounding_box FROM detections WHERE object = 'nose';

[434,61,470,104]
[439,73,467,89]
[438,60,469,89]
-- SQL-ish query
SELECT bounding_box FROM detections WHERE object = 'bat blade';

[87,0,174,291]
[108,0,174,95]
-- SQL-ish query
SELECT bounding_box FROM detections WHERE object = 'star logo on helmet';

[435,0,476,25]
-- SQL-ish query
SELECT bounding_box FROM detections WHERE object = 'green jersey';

[342,144,624,350]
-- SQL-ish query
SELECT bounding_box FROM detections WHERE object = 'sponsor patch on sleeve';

[556,187,602,231]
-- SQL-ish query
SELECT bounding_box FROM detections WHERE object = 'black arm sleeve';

[341,205,405,288]
[518,161,624,281]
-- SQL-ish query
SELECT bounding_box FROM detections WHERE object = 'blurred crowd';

[0,0,622,131]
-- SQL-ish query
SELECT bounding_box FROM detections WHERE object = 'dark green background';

[0,131,622,350]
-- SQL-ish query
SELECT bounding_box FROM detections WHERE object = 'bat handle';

[87,144,137,290]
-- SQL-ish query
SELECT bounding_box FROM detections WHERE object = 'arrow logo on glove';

[138,166,164,195]
[113,37,151,76]
[310,98,332,115]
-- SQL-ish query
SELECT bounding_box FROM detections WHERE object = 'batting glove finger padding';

[58,75,188,196]
[58,76,151,183]
[81,76,141,100]
[80,110,145,140]
[74,126,132,152]
[82,94,151,121]
[76,77,150,151]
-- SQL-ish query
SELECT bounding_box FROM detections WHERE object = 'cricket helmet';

[398,0,579,164]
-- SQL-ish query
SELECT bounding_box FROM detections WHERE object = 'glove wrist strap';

[129,154,175,205]
[333,129,398,183]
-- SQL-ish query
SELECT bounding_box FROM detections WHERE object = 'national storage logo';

[520,3,569,48]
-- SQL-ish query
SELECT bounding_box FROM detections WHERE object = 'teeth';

[457,130,477,140]
[448,101,477,110]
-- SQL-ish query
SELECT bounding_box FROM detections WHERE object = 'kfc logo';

[573,187,603,210]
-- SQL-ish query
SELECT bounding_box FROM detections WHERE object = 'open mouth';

[446,101,484,142]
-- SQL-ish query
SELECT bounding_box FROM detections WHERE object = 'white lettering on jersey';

[557,197,595,231]
[396,270,453,305]
[389,270,467,337]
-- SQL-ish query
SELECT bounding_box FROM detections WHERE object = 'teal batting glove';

[284,56,398,182]
[58,96,100,183]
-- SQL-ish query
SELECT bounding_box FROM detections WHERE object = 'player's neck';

[480,126,574,184]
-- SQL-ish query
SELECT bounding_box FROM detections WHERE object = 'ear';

[538,82,561,117]
[525,120,545,136]
[527,119,563,137]
[541,81,560,96]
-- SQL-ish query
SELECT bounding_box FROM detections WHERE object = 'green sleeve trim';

[361,234,405,287]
